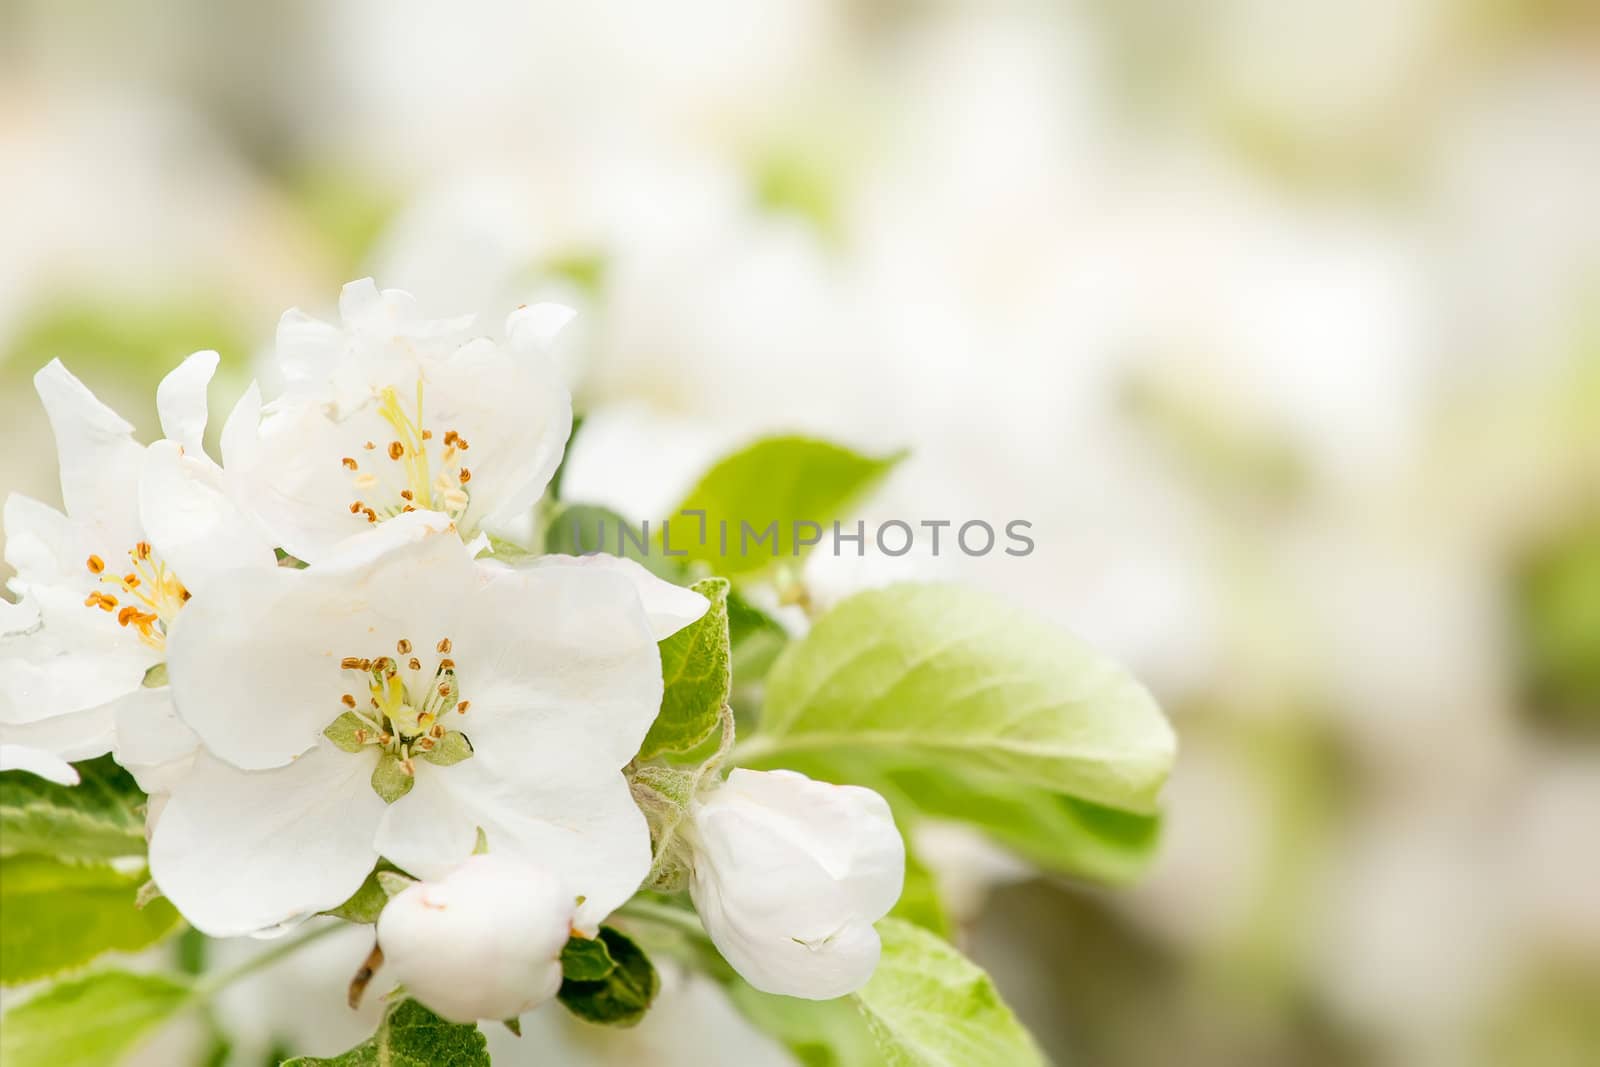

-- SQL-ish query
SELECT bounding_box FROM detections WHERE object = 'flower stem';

[615,898,710,942]
[194,921,348,1000]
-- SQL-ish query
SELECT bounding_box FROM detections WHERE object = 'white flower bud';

[689,769,905,1000]
[377,854,574,1023]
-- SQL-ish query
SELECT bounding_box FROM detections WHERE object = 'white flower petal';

[505,302,577,353]
[714,769,905,921]
[112,687,199,795]
[0,589,41,638]
[524,555,709,641]
[149,745,385,937]
[0,637,154,727]
[156,350,220,455]
[3,493,72,586]
[424,340,572,545]
[376,759,651,935]
[0,499,157,724]
[275,309,350,390]
[0,700,116,761]
[689,770,904,999]
[33,360,143,541]
[0,744,79,785]
[239,282,570,560]
[165,512,468,770]
[227,402,381,563]
[220,380,264,470]
[453,560,664,777]
[139,440,276,596]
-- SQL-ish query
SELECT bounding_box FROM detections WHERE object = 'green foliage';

[889,844,951,938]
[727,588,790,686]
[544,503,685,580]
[729,982,882,1067]
[1515,515,1600,727]
[743,583,1176,815]
[1122,368,1305,504]
[854,920,1046,1067]
[280,999,489,1067]
[322,861,410,925]
[0,969,193,1067]
[560,934,618,983]
[745,579,1177,812]
[557,926,659,1028]
[3,296,250,391]
[754,148,844,240]
[640,578,732,759]
[0,855,182,985]
[280,169,402,281]
[671,436,904,575]
[874,765,1163,884]
[538,253,608,297]
[0,756,148,861]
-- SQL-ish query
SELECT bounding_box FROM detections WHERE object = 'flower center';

[83,542,190,652]
[343,382,473,527]
[327,637,474,793]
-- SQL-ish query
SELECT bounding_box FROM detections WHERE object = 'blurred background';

[2,1,1597,1064]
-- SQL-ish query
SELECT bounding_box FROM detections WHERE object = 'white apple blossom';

[688,769,904,999]
[222,279,573,563]
[378,854,574,1023]
[151,510,706,938]
[0,355,275,789]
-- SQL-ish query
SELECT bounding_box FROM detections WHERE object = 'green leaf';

[280,999,489,1066]
[729,981,882,1067]
[0,855,182,985]
[0,969,193,1067]
[727,588,790,686]
[879,766,1163,884]
[889,844,950,938]
[545,503,686,580]
[639,578,731,759]
[0,756,148,861]
[280,168,402,282]
[853,919,1046,1067]
[4,295,250,387]
[742,583,1176,815]
[322,861,408,925]
[557,926,658,1027]
[1514,514,1600,726]
[671,435,904,575]
[560,935,617,983]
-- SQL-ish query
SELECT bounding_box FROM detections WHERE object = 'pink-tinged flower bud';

[378,855,574,1022]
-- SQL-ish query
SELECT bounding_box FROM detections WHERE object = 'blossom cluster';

[0,280,904,1023]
